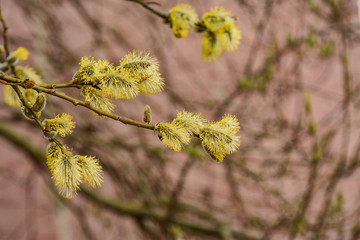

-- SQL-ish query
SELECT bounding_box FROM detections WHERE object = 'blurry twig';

[0,7,9,57]
[126,0,167,19]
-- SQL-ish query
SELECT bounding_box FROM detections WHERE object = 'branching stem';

[0,73,155,130]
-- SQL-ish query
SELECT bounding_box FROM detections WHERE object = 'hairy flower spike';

[14,66,42,84]
[119,51,155,78]
[43,113,76,137]
[137,73,164,94]
[200,7,241,62]
[12,47,29,61]
[202,7,234,32]
[46,143,103,198]
[156,122,191,152]
[219,23,241,52]
[97,59,114,74]
[81,86,114,116]
[119,51,164,94]
[200,115,240,162]
[202,31,222,63]
[3,85,22,107]
[52,150,82,199]
[46,142,62,174]
[172,111,206,136]
[169,4,199,38]
[76,57,103,84]
[102,72,139,99]
[79,156,103,188]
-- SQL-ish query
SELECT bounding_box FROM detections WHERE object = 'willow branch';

[0,73,155,130]
[38,81,83,89]
[11,85,45,130]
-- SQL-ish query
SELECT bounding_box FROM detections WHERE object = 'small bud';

[32,93,46,112]
[72,71,78,81]
[43,129,58,140]
[21,106,40,120]
[143,105,152,124]
[22,79,35,89]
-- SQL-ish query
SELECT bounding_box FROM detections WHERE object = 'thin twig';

[126,0,168,19]
[0,7,10,57]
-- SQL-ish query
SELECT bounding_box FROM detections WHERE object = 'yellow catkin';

[14,66,42,84]
[46,142,62,175]
[156,122,191,152]
[79,156,103,188]
[201,31,222,63]
[172,111,206,136]
[43,113,76,137]
[200,115,240,162]
[102,72,139,99]
[119,51,164,94]
[52,151,82,199]
[81,86,114,116]
[202,7,234,33]
[219,23,242,52]
[76,56,103,84]
[200,7,241,62]
[169,4,199,38]
[3,85,22,107]
[12,47,29,61]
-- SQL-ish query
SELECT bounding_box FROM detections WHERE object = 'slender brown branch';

[0,73,155,130]
[0,7,10,57]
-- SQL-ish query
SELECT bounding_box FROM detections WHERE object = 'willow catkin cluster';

[43,113,76,137]
[200,115,241,161]
[43,113,103,198]
[201,7,242,62]
[46,143,103,198]
[2,48,166,198]
[168,4,199,38]
[2,44,242,199]
[167,5,241,62]
[75,51,164,116]
[156,112,241,162]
